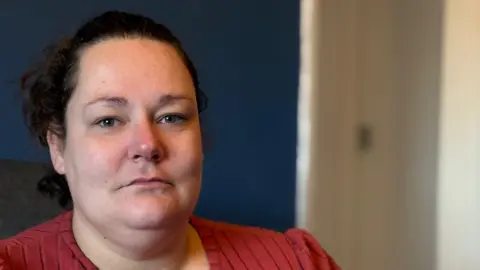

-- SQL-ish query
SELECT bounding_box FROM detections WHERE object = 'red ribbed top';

[0,212,340,269]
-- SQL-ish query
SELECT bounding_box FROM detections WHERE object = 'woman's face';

[48,38,203,231]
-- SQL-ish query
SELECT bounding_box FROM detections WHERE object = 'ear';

[47,130,66,175]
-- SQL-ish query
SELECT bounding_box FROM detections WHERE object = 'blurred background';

[0,1,479,270]
[298,1,479,270]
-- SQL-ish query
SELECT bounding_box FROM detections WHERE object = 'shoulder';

[190,216,341,269]
[283,227,341,269]
[0,212,69,247]
[0,212,72,270]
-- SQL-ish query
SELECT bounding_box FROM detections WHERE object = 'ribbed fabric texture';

[0,212,340,269]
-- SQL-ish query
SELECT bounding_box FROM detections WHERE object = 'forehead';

[74,38,194,100]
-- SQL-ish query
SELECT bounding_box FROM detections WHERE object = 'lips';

[128,177,173,187]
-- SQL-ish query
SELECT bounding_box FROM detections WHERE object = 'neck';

[72,210,190,270]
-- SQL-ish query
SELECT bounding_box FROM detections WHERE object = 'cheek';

[168,129,203,177]
[64,136,124,188]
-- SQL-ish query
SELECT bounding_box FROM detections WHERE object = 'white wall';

[437,0,480,269]
[297,0,480,269]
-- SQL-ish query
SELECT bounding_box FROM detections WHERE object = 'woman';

[0,11,340,270]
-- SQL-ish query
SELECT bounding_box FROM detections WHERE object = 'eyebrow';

[84,94,193,110]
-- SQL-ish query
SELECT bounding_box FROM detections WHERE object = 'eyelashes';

[93,114,188,129]
[95,117,120,128]
[157,114,186,124]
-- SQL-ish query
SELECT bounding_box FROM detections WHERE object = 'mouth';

[127,177,174,188]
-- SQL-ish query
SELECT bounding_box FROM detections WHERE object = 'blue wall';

[0,1,299,231]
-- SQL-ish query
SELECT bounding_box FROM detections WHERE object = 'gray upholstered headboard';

[0,159,63,238]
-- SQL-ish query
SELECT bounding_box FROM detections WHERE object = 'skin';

[47,38,207,269]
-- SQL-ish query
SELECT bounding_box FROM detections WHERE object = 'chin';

[120,194,188,230]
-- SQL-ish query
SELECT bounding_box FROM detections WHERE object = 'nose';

[128,121,164,163]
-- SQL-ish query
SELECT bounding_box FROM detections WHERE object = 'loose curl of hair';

[20,10,208,209]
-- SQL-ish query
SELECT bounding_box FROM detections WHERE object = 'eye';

[158,114,186,124]
[95,117,120,128]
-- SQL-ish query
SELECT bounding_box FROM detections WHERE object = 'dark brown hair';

[20,10,208,209]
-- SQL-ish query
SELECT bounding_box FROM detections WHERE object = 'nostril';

[151,152,160,162]
[131,146,162,163]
